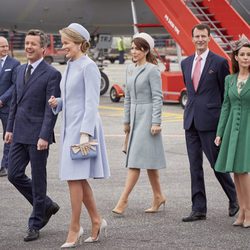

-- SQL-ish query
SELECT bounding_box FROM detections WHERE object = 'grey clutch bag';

[70,141,98,160]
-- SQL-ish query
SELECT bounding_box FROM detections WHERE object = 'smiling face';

[25,35,45,63]
[0,37,9,58]
[61,35,82,60]
[235,45,250,70]
[130,41,147,65]
[192,28,211,55]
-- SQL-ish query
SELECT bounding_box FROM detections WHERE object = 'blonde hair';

[59,27,90,53]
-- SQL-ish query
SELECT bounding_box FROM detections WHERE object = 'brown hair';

[231,44,250,74]
[60,27,90,53]
[192,24,210,37]
[26,29,48,48]
[132,37,158,65]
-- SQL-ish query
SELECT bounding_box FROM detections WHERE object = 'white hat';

[133,32,155,50]
[68,23,90,42]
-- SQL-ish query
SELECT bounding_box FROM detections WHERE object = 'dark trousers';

[119,51,125,64]
[0,112,10,169]
[8,142,53,230]
[185,123,237,213]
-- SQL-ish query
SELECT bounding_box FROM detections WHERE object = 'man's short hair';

[26,29,48,48]
[192,24,211,37]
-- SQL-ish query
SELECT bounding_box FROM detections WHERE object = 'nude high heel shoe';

[232,210,245,226]
[112,200,128,215]
[84,219,107,243]
[243,209,250,228]
[145,198,166,213]
[61,226,83,248]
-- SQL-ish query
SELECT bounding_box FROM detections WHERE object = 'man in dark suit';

[181,24,238,222]
[5,29,61,241]
[0,36,20,177]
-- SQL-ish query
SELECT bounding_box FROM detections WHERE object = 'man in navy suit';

[181,24,238,222]
[5,30,61,241]
[0,37,20,177]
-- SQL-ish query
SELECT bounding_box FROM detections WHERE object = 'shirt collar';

[195,49,209,61]
[28,57,43,70]
[1,55,8,65]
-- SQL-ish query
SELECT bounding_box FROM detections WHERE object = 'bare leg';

[81,180,101,239]
[65,180,83,243]
[112,168,140,214]
[233,174,245,224]
[145,169,166,212]
[238,174,250,224]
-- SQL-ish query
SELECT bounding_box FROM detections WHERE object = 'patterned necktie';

[192,55,202,91]
[25,64,33,83]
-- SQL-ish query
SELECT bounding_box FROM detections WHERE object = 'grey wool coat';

[53,55,110,180]
[124,63,166,169]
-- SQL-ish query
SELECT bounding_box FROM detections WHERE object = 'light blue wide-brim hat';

[68,23,90,42]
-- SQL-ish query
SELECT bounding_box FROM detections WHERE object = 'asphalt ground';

[0,61,249,250]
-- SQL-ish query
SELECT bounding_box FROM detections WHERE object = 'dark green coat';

[215,74,250,173]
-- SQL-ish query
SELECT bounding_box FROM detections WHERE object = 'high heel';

[145,198,166,213]
[61,226,83,248]
[243,209,250,228]
[232,209,245,226]
[84,219,107,243]
[112,200,128,215]
[232,220,244,226]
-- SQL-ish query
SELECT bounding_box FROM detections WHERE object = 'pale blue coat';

[53,55,110,180]
[124,63,166,169]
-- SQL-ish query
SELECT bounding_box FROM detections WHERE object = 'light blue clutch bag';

[70,141,98,160]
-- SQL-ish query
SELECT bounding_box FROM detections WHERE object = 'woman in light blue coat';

[49,23,110,247]
[112,33,166,215]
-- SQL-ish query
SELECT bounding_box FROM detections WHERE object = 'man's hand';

[37,138,49,150]
[0,100,4,108]
[5,132,13,144]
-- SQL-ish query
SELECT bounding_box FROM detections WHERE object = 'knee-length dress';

[215,74,250,173]
[53,55,110,180]
[124,63,166,169]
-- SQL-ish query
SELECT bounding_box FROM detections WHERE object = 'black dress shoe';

[182,211,206,222]
[42,201,60,228]
[0,168,7,177]
[229,202,239,217]
[24,228,39,242]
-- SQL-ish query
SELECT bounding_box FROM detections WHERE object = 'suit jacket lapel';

[229,74,239,98]
[197,52,212,91]
[187,55,195,92]
[17,65,26,103]
[23,60,47,92]
[240,76,250,97]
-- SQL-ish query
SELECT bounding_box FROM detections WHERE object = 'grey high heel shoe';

[84,219,107,243]
[61,226,83,248]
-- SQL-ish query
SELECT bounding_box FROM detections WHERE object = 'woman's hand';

[80,133,89,144]
[214,136,221,146]
[48,96,58,108]
[151,125,161,136]
[124,123,130,134]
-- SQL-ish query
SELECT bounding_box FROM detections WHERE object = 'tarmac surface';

[0,61,250,250]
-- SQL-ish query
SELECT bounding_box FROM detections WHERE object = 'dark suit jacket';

[0,55,20,114]
[6,60,61,145]
[181,51,230,131]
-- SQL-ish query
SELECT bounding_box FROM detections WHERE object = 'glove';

[80,133,89,144]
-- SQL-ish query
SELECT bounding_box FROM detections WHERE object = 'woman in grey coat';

[48,23,110,247]
[112,33,166,215]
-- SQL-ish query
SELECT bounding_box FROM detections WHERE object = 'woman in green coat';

[214,36,250,228]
